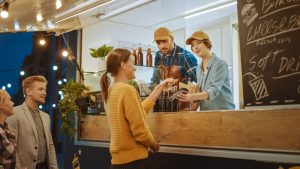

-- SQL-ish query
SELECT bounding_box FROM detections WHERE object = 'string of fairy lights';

[0,31,76,111]
[0,64,67,89]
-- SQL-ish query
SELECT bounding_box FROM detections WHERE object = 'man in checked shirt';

[151,27,198,87]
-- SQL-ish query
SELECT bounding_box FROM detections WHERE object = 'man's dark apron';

[157,46,191,110]
[158,46,181,87]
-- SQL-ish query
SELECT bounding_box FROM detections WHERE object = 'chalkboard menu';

[237,0,300,107]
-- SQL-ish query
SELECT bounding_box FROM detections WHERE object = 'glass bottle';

[137,47,143,66]
[132,49,138,65]
[146,48,152,67]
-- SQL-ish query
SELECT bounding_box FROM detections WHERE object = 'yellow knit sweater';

[105,82,156,164]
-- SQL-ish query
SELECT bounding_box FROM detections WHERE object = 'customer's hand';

[177,93,192,102]
[150,142,160,153]
[157,78,175,90]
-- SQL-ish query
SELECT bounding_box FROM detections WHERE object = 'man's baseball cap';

[186,31,210,45]
[153,27,174,42]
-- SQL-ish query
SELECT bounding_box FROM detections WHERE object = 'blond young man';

[7,75,58,169]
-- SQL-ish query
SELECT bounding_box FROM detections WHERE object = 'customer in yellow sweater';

[100,48,173,169]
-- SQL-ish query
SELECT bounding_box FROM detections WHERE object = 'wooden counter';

[77,108,300,163]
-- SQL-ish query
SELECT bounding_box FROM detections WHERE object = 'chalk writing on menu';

[237,0,300,107]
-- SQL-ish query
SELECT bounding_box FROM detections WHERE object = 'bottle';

[132,49,138,65]
[146,48,153,67]
[137,47,143,66]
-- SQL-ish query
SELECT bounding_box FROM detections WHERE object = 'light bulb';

[0,2,9,19]
[56,0,62,9]
[39,39,46,45]
[53,65,58,71]
[1,11,9,18]
[0,11,8,18]
[20,71,25,76]
[62,50,68,57]
[37,14,43,22]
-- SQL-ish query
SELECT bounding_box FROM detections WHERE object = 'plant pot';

[75,97,89,114]
[98,59,106,71]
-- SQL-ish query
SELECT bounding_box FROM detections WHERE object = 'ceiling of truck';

[0,0,237,34]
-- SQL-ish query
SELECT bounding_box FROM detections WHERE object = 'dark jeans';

[110,158,148,169]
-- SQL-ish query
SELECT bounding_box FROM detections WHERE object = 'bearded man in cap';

[151,27,198,86]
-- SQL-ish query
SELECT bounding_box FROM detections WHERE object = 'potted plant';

[89,44,113,60]
[128,79,139,94]
[58,79,90,137]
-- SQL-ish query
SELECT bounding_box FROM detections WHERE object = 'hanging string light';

[52,65,58,71]
[62,50,68,57]
[56,0,62,9]
[39,36,46,46]
[0,2,9,19]
[62,33,85,81]
[36,13,43,22]
[20,70,25,76]
[57,80,62,85]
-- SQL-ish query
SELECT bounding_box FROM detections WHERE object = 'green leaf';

[58,79,89,138]
[89,44,113,59]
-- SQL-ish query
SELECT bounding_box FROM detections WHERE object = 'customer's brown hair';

[100,48,131,103]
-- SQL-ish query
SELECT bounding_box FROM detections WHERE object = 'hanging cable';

[61,33,85,81]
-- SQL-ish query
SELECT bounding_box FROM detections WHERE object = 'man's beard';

[161,48,168,54]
